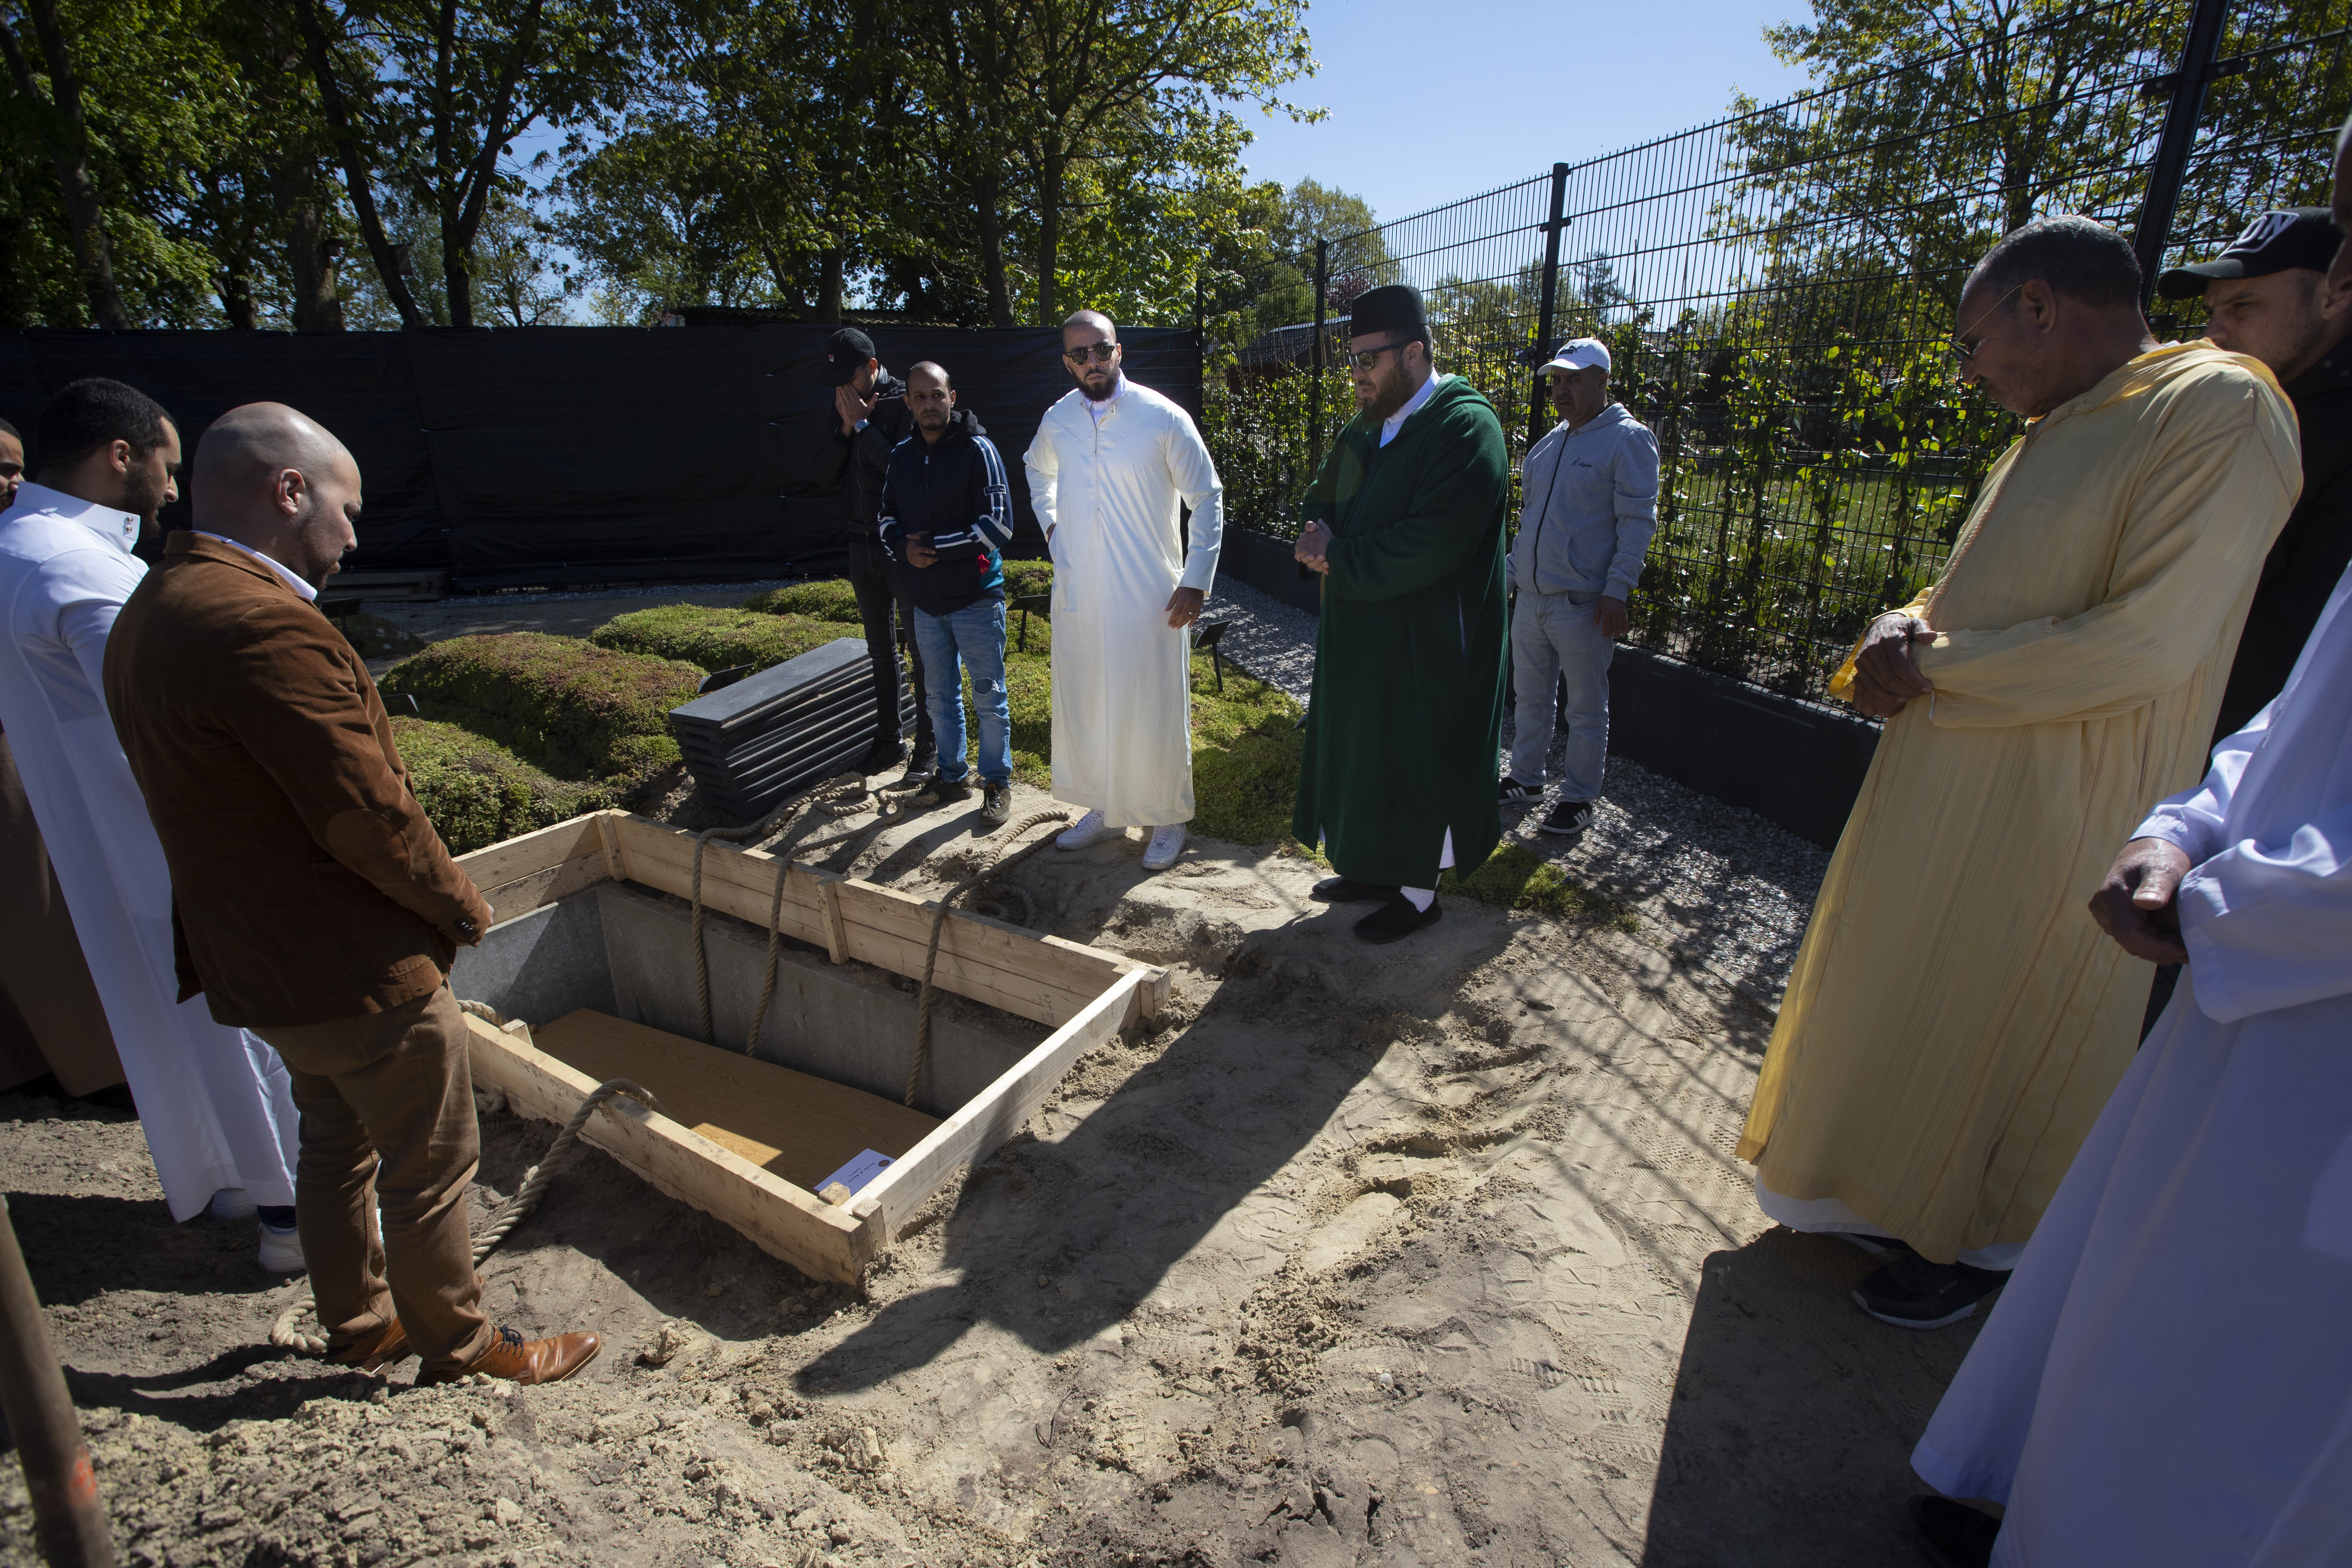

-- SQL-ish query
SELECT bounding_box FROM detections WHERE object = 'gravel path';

[1204,577,1829,1002]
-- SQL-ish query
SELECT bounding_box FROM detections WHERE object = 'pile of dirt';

[2,795,1975,1568]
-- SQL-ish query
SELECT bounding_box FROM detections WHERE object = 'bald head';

[193,401,362,586]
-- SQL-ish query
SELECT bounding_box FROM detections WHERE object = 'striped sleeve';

[929,436,1016,560]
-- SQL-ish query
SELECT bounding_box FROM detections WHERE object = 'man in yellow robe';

[1738,214,2301,1329]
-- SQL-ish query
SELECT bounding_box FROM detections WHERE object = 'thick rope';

[903,809,1074,1107]
[268,1028,662,1357]
[690,773,874,1044]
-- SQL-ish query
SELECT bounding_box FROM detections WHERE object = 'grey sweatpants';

[1508,589,1614,802]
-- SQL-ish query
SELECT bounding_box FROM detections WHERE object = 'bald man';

[106,402,600,1386]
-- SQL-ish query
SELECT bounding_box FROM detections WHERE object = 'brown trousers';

[0,730,124,1095]
[254,984,492,1371]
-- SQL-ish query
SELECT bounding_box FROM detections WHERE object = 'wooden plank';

[615,816,1081,1024]
[594,810,627,881]
[609,812,1169,1029]
[816,877,849,964]
[454,815,606,896]
[477,850,609,926]
[531,1008,938,1195]
[851,968,1144,1240]
[463,1014,873,1285]
[612,817,830,935]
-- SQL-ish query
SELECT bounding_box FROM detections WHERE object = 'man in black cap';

[815,326,950,779]
[2143,207,2350,1035]
[2157,207,2351,741]
[1290,282,1512,943]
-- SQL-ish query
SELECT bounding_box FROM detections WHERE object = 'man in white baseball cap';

[1499,336,1659,839]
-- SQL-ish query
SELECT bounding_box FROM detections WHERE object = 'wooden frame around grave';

[451,810,1169,1284]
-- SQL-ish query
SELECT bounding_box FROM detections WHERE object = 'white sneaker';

[258,1222,306,1274]
[1056,809,1122,851]
[210,1188,256,1220]
[1142,823,1188,871]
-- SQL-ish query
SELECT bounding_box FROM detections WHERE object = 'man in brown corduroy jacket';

[105,401,599,1386]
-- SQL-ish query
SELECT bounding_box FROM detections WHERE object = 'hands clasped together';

[1851,612,1938,719]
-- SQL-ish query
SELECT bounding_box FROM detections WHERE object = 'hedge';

[741,580,863,622]
[380,632,701,786]
[589,606,854,677]
[392,718,611,856]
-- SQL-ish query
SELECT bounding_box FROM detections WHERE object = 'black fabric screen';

[0,325,1203,588]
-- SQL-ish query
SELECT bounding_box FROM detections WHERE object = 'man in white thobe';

[1026,309,1224,872]
[1904,129,2352,1565]
[0,378,302,1266]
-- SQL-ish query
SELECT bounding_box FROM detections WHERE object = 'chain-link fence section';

[1204,0,2348,702]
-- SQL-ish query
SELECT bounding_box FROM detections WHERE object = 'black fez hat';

[2156,208,2343,299]
[1348,283,1426,337]
[820,326,878,385]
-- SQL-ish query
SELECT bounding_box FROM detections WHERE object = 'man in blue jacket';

[1499,338,1660,839]
[878,362,1016,827]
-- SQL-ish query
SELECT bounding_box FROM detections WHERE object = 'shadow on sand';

[1640,1227,1984,1568]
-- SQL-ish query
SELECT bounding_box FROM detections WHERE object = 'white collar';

[194,530,318,602]
[1380,369,1446,445]
[4,480,141,554]
[1081,376,1129,423]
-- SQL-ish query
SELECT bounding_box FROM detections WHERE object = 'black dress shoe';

[1310,876,1398,903]
[1908,1496,1999,1568]
[1354,893,1442,943]
[858,735,908,774]
[1853,1253,2010,1329]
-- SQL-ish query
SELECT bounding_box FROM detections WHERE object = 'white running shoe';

[1142,823,1188,871]
[210,1188,256,1220]
[1056,808,1122,851]
[258,1222,306,1274]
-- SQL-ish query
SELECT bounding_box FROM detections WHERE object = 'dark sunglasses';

[1345,343,1409,370]
[1063,342,1119,364]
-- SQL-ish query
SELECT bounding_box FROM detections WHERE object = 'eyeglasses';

[1063,342,1119,364]
[1345,343,1410,369]
[1950,283,2026,364]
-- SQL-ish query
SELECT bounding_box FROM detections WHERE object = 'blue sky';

[511,0,1819,314]
[1235,0,1813,223]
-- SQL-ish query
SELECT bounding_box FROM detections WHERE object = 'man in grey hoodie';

[1500,338,1660,838]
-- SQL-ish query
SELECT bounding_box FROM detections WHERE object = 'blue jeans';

[912,598,1011,787]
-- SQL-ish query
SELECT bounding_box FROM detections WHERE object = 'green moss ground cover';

[389,718,612,855]
[380,631,701,805]
[589,606,855,674]
[741,580,864,622]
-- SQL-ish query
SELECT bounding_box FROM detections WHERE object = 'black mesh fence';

[1204,0,2349,702]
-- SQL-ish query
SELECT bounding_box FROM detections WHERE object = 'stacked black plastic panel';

[666,637,916,818]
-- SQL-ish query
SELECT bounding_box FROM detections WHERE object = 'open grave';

[444,810,1171,1285]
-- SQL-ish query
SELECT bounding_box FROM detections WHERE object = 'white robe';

[1913,560,2352,1565]
[0,484,298,1220]
[1024,380,1224,828]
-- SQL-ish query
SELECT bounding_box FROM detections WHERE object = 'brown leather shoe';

[325,1317,411,1371]
[415,1325,601,1387]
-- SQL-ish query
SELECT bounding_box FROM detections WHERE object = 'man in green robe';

[1291,283,1512,943]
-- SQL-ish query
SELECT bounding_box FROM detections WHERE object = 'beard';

[124,466,172,540]
[1080,368,1121,401]
[1359,363,1416,422]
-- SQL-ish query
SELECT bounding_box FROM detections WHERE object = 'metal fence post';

[1530,162,1570,451]
[1310,238,1329,479]
[2133,0,2235,304]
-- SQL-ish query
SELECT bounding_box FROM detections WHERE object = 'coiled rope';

[903,809,1073,1106]
[268,1009,660,1357]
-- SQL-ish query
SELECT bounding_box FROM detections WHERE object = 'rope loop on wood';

[904,809,1074,1107]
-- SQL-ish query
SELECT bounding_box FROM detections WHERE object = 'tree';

[978,0,1314,324]
[0,0,132,326]
[294,0,636,329]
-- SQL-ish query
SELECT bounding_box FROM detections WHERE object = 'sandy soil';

[1,787,1980,1568]
[2,594,1981,1567]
